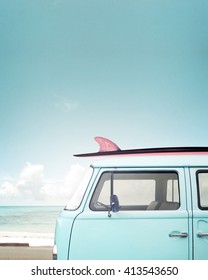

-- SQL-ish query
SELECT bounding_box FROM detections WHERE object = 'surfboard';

[74,136,208,157]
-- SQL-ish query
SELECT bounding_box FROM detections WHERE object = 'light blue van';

[53,138,208,260]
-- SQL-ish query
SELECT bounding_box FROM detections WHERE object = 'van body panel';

[92,155,208,169]
[69,211,189,260]
[54,154,208,260]
[69,167,190,260]
[54,210,80,260]
[54,168,99,260]
[190,168,208,260]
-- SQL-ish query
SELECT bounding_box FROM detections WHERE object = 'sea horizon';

[0,205,64,246]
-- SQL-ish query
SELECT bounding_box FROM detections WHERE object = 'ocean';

[0,206,64,246]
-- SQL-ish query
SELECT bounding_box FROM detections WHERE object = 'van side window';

[197,171,208,210]
[90,172,180,211]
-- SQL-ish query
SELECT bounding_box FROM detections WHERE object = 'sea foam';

[0,231,54,246]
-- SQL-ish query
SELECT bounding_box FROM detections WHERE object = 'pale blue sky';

[0,0,208,204]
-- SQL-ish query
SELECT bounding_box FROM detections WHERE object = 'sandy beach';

[0,245,53,260]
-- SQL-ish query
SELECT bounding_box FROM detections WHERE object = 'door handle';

[197,232,208,238]
[169,232,188,238]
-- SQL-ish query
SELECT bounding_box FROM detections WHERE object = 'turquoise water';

[0,206,63,233]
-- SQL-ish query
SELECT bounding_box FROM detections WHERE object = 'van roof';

[91,153,208,168]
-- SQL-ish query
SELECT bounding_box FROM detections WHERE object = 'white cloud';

[51,0,64,6]
[40,163,85,200]
[64,164,85,190]
[0,163,86,205]
[17,163,45,199]
[63,101,78,112]
[54,95,78,112]
[0,181,20,198]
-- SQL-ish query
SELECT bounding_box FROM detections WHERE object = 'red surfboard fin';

[94,136,120,152]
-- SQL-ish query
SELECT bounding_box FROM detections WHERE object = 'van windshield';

[65,167,93,210]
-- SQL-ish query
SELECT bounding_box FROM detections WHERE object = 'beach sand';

[0,245,53,260]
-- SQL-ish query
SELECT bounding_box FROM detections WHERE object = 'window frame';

[90,170,180,211]
[196,170,208,210]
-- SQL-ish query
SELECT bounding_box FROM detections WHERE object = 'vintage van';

[53,137,208,260]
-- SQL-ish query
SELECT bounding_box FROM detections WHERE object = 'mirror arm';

[97,201,112,217]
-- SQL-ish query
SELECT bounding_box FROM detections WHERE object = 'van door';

[69,168,190,260]
[190,168,208,260]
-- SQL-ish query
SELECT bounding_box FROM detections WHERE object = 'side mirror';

[110,194,120,213]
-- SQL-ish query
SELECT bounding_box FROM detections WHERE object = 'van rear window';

[90,171,180,211]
